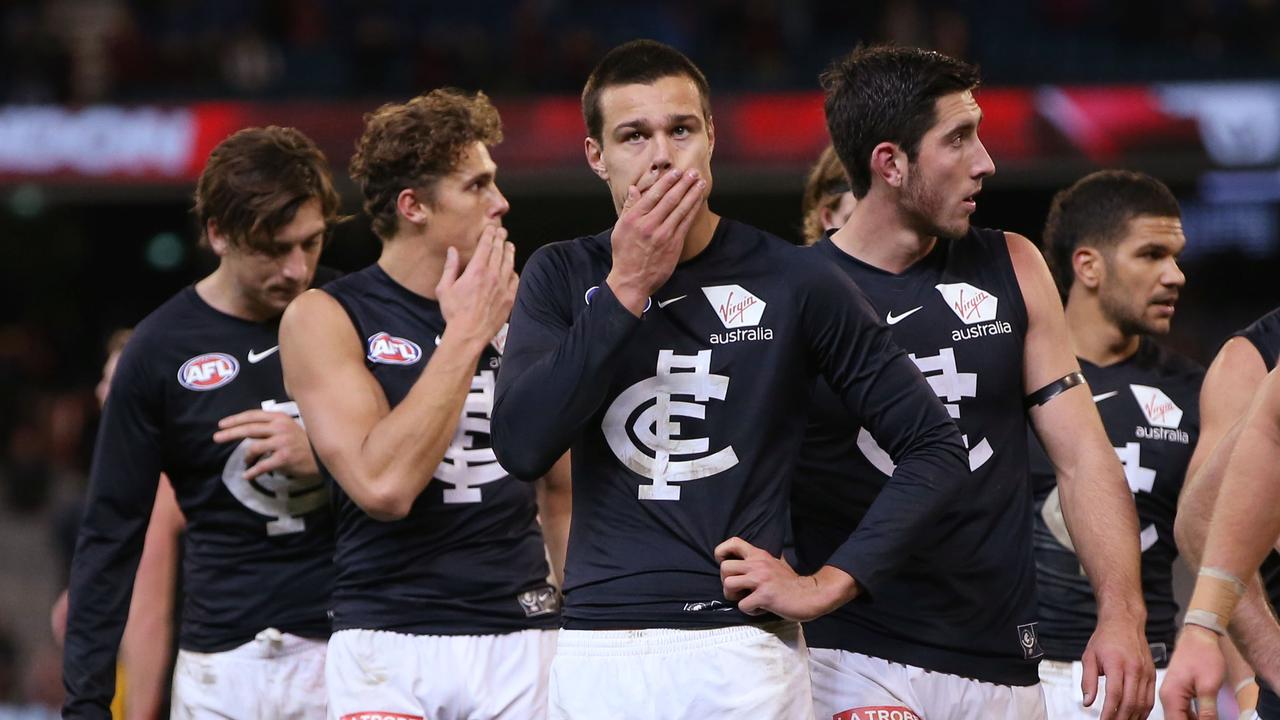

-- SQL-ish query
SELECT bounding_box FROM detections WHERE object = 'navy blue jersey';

[794,228,1040,686]
[492,218,968,630]
[64,287,335,718]
[319,264,558,635]
[1030,338,1203,665]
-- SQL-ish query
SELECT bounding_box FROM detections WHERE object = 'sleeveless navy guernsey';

[1029,338,1203,666]
[493,218,969,631]
[64,287,335,718]
[794,227,1040,686]
[320,264,558,635]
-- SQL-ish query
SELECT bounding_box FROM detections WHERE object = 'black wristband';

[1024,371,1085,409]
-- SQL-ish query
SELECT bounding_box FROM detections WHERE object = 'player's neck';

[678,205,721,262]
[1065,295,1141,366]
[831,198,936,275]
[377,232,445,300]
[195,268,277,323]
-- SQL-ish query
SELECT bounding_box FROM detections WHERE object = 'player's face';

[902,90,995,239]
[1099,214,1186,336]
[589,75,715,214]
[221,197,326,317]
[426,141,509,265]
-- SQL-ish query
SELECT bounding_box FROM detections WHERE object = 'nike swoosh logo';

[247,346,279,364]
[657,295,687,309]
[885,306,924,325]
[1092,391,1119,403]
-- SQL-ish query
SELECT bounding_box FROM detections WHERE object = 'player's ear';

[705,114,715,159]
[396,187,431,230]
[1072,246,1103,290]
[206,220,230,257]
[869,142,904,191]
[585,136,608,181]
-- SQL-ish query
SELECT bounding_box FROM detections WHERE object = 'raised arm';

[492,169,704,478]
[281,231,515,521]
[1011,231,1152,720]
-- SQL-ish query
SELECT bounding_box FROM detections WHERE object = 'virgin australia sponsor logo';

[1130,384,1189,443]
[701,284,772,344]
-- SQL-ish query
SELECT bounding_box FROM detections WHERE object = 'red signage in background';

[0,82,1275,187]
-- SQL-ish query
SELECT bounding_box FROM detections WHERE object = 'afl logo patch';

[177,353,239,391]
[367,332,422,365]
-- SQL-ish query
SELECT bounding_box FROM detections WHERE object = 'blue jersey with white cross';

[493,217,968,630]
[64,286,335,719]
[794,228,1040,686]
[319,264,558,635]
[1030,337,1203,665]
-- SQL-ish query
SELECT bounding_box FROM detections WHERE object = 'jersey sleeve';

[62,336,165,719]
[799,262,970,596]
[492,243,641,479]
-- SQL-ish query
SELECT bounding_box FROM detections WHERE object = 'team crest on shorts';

[1018,622,1044,659]
[834,707,922,720]
[177,353,239,391]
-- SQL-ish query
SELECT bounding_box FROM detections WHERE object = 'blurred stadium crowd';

[4,0,1280,105]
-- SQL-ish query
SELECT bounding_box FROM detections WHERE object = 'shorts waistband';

[554,621,799,657]
[180,628,325,661]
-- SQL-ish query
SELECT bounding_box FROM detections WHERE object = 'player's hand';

[714,537,856,622]
[1161,625,1227,720]
[437,225,517,352]
[1080,611,1156,720]
[605,167,706,316]
[212,410,318,480]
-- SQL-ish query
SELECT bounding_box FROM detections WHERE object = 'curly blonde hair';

[349,89,503,241]
[800,145,851,245]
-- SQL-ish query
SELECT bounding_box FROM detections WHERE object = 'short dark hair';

[349,88,503,241]
[1043,169,1182,297]
[822,45,980,199]
[582,39,711,143]
[194,126,340,252]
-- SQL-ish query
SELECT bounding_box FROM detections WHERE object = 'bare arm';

[281,231,517,521]
[119,475,184,720]
[536,452,571,587]
[1174,338,1280,687]
[1009,232,1151,719]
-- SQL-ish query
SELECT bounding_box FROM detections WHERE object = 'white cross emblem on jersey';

[858,347,993,473]
[434,369,508,503]
[1115,441,1159,552]
[602,349,739,500]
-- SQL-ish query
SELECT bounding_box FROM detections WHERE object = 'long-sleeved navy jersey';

[318,264,559,635]
[1030,337,1203,666]
[794,228,1041,686]
[492,217,968,629]
[64,287,335,718]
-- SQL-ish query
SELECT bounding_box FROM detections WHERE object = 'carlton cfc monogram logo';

[367,332,422,365]
[178,352,239,391]
[603,349,739,500]
[221,399,329,535]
